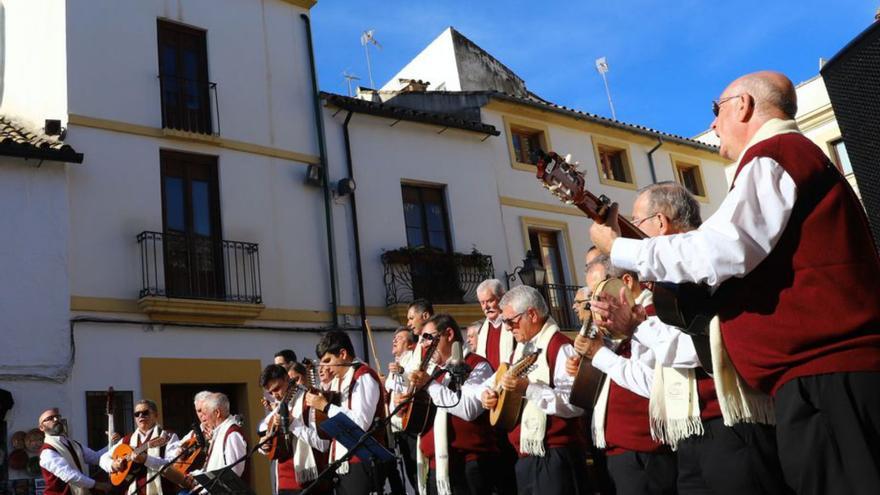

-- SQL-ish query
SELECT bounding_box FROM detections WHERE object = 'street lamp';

[504,250,547,289]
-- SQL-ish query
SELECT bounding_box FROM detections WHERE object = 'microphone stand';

[301,367,452,495]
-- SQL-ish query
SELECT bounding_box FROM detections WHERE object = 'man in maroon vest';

[189,392,248,485]
[590,182,790,495]
[100,399,183,495]
[479,285,588,495]
[306,330,393,495]
[259,364,330,495]
[571,257,677,495]
[591,70,880,495]
[406,313,505,495]
[38,407,113,495]
[475,279,516,370]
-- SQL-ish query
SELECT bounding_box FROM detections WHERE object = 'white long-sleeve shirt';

[327,371,382,432]
[592,334,656,399]
[427,359,494,421]
[612,154,797,290]
[39,440,107,489]
[523,343,584,418]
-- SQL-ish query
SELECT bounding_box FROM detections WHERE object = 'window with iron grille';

[157,19,212,134]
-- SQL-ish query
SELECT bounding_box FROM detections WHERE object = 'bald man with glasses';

[38,408,113,495]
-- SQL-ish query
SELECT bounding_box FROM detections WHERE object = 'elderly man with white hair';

[479,285,587,495]
[191,393,247,480]
[474,278,516,369]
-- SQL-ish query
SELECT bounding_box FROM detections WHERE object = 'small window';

[401,184,452,252]
[504,117,551,171]
[597,144,633,184]
[511,126,545,165]
[830,139,852,175]
[85,390,134,450]
[674,160,707,198]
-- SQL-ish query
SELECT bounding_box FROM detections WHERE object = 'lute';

[489,347,542,431]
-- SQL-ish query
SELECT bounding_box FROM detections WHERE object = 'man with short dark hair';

[275,349,299,380]
[306,331,391,495]
[591,70,880,495]
[259,364,329,495]
[406,313,501,495]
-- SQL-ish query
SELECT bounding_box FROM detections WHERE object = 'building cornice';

[280,0,317,9]
[68,114,320,165]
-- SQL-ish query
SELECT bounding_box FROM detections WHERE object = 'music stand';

[194,469,256,495]
[320,414,394,463]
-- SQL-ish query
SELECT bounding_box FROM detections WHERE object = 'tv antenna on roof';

[360,29,381,89]
[595,56,617,120]
[342,70,361,96]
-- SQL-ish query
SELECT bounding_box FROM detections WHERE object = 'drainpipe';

[647,137,663,184]
[341,111,371,364]
[301,13,339,329]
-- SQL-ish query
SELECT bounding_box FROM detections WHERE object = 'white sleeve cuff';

[590,346,619,374]
[610,237,644,272]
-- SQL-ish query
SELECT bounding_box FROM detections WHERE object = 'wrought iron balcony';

[137,231,261,304]
[540,283,585,330]
[158,74,220,135]
[382,248,494,305]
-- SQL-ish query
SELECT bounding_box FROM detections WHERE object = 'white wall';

[65,0,317,154]
[380,27,460,92]
[0,157,72,469]
[0,0,68,126]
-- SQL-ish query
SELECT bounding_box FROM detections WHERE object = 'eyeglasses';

[421,332,438,342]
[133,410,152,418]
[712,94,742,116]
[632,213,660,227]
[41,414,63,424]
[501,311,526,327]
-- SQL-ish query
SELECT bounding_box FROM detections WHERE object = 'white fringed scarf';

[205,416,237,471]
[127,426,166,495]
[290,395,318,483]
[416,386,452,495]
[43,435,90,495]
[515,318,560,456]
[709,316,775,426]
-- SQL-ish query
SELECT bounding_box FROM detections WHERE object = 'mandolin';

[109,435,169,486]
[399,334,442,435]
[264,378,306,460]
[535,150,715,372]
[303,359,339,440]
[569,278,634,412]
[489,347,542,431]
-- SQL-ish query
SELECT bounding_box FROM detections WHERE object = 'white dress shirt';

[290,401,331,452]
[327,370,382,432]
[523,343,585,418]
[592,333,657,399]
[427,359,494,421]
[612,156,797,290]
[40,439,107,489]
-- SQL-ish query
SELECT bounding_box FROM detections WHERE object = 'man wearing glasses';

[591,71,880,495]
[38,407,113,494]
[479,285,587,495]
[99,399,182,495]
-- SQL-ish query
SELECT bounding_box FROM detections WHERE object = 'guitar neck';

[571,195,647,241]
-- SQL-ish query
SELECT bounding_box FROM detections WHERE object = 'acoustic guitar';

[400,335,442,435]
[489,347,542,431]
[109,435,169,486]
[535,150,716,372]
[569,278,634,412]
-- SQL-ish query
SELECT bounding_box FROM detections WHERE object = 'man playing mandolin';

[478,285,587,495]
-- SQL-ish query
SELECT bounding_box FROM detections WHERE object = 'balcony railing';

[382,248,494,305]
[158,74,220,135]
[137,231,261,304]
[540,283,583,330]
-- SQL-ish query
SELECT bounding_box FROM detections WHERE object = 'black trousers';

[515,447,589,495]
[606,450,677,495]
[676,418,791,495]
[334,460,390,495]
[395,431,419,492]
[425,455,500,495]
[775,372,880,495]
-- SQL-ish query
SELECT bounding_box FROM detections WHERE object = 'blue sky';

[310,0,877,138]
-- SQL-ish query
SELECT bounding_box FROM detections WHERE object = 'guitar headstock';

[535,150,647,240]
